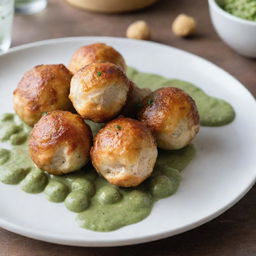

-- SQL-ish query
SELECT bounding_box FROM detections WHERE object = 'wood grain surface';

[1,0,256,255]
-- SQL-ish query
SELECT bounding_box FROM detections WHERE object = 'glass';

[15,0,47,14]
[0,0,14,53]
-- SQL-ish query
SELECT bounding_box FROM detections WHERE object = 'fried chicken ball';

[29,111,92,175]
[137,87,200,150]
[68,43,126,74]
[121,83,151,116]
[69,62,131,123]
[13,64,73,126]
[90,117,158,187]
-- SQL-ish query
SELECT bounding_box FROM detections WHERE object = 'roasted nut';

[126,20,151,40]
[172,14,196,37]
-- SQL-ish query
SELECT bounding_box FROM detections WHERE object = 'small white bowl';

[208,0,256,57]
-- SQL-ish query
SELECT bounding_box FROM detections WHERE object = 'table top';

[1,0,256,255]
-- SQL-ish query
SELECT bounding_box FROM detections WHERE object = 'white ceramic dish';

[208,0,256,57]
[0,37,255,247]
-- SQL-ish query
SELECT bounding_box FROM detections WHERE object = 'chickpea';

[126,20,151,40]
[172,14,196,37]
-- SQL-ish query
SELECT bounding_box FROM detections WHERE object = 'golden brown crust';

[137,87,200,149]
[138,87,199,131]
[68,43,126,74]
[29,111,92,175]
[13,64,73,126]
[69,62,131,123]
[92,117,153,163]
[76,62,130,92]
[90,117,157,187]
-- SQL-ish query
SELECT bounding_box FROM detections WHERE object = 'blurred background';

[5,0,255,93]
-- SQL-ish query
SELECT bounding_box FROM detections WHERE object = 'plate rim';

[0,36,255,247]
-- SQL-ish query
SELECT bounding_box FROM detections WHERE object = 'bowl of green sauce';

[208,0,256,57]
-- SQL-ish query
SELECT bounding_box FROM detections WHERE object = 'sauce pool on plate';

[0,67,235,232]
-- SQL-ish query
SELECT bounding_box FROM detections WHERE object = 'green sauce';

[220,0,256,22]
[21,168,48,193]
[0,68,236,232]
[10,132,27,145]
[0,122,21,141]
[127,67,235,126]
[0,166,29,185]
[0,149,10,165]
[65,190,90,212]
[45,180,69,202]
[96,186,122,205]
[150,175,175,199]
[71,178,95,196]
[77,185,153,232]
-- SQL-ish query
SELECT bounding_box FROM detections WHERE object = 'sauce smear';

[0,68,235,231]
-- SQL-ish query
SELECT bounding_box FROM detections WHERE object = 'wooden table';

[1,0,256,255]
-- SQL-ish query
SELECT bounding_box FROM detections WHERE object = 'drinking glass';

[15,0,47,14]
[0,0,14,53]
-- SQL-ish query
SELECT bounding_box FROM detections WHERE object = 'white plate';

[0,37,255,247]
